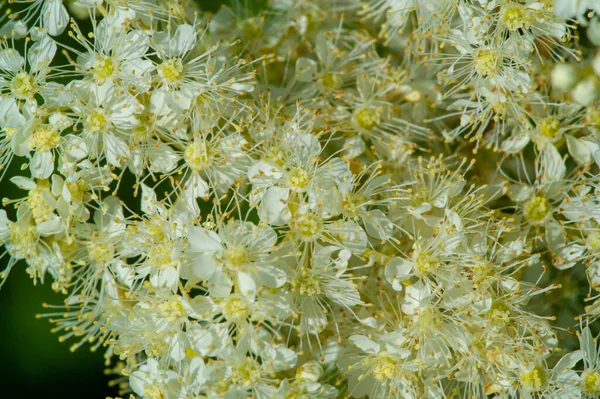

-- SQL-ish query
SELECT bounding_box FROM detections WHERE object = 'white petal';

[64,134,88,159]
[103,134,130,167]
[541,145,566,183]
[0,49,24,72]
[28,36,57,74]
[36,216,63,236]
[295,57,318,82]
[258,186,290,225]
[385,257,413,291]
[256,265,287,288]
[364,209,394,240]
[348,335,380,354]
[237,271,256,298]
[10,176,36,190]
[0,97,25,128]
[41,0,70,36]
[328,221,367,253]
[30,151,54,179]
[566,134,592,165]
[191,254,217,282]
[208,270,232,298]
[189,227,222,252]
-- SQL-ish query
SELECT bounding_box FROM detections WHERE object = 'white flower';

[187,219,285,298]
[69,81,142,167]
[74,15,152,89]
[0,36,56,102]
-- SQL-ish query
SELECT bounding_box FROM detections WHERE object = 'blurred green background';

[0,0,233,397]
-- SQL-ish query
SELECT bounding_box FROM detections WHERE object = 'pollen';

[291,269,321,296]
[582,370,600,396]
[92,55,116,82]
[86,109,109,133]
[158,58,184,84]
[28,124,61,152]
[322,72,344,90]
[537,116,561,140]
[222,245,249,269]
[10,71,35,99]
[292,212,322,241]
[371,353,400,381]
[520,366,547,392]
[353,106,382,131]
[474,49,500,77]
[220,294,250,323]
[502,5,532,32]
[288,167,311,192]
[184,141,212,173]
[523,195,551,224]
[86,239,114,265]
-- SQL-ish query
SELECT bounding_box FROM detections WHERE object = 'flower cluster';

[1,0,600,398]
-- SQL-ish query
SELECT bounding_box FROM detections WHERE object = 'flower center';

[28,124,61,152]
[582,370,600,396]
[293,212,322,241]
[537,116,561,140]
[473,261,495,281]
[288,167,311,192]
[223,245,249,269]
[343,192,365,218]
[474,49,500,77]
[489,301,511,327]
[413,252,439,278]
[86,109,109,133]
[372,353,401,381]
[240,18,263,42]
[87,239,114,265]
[502,5,532,32]
[322,72,344,90]
[8,223,37,259]
[144,384,165,399]
[291,269,321,296]
[184,141,212,173]
[66,180,87,204]
[587,232,600,253]
[92,55,116,82]
[11,71,35,99]
[158,58,184,84]
[158,299,185,323]
[27,183,53,224]
[523,195,551,224]
[230,357,262,388]
[418,305,443,333]
[220,294,250,323]
[521,366,547,392]
[353,106,381,131]
[147,243,176,269]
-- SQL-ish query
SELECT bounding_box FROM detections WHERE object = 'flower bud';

[296,361,323,382]
[551,64,578,92]
[572,77,600,106]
